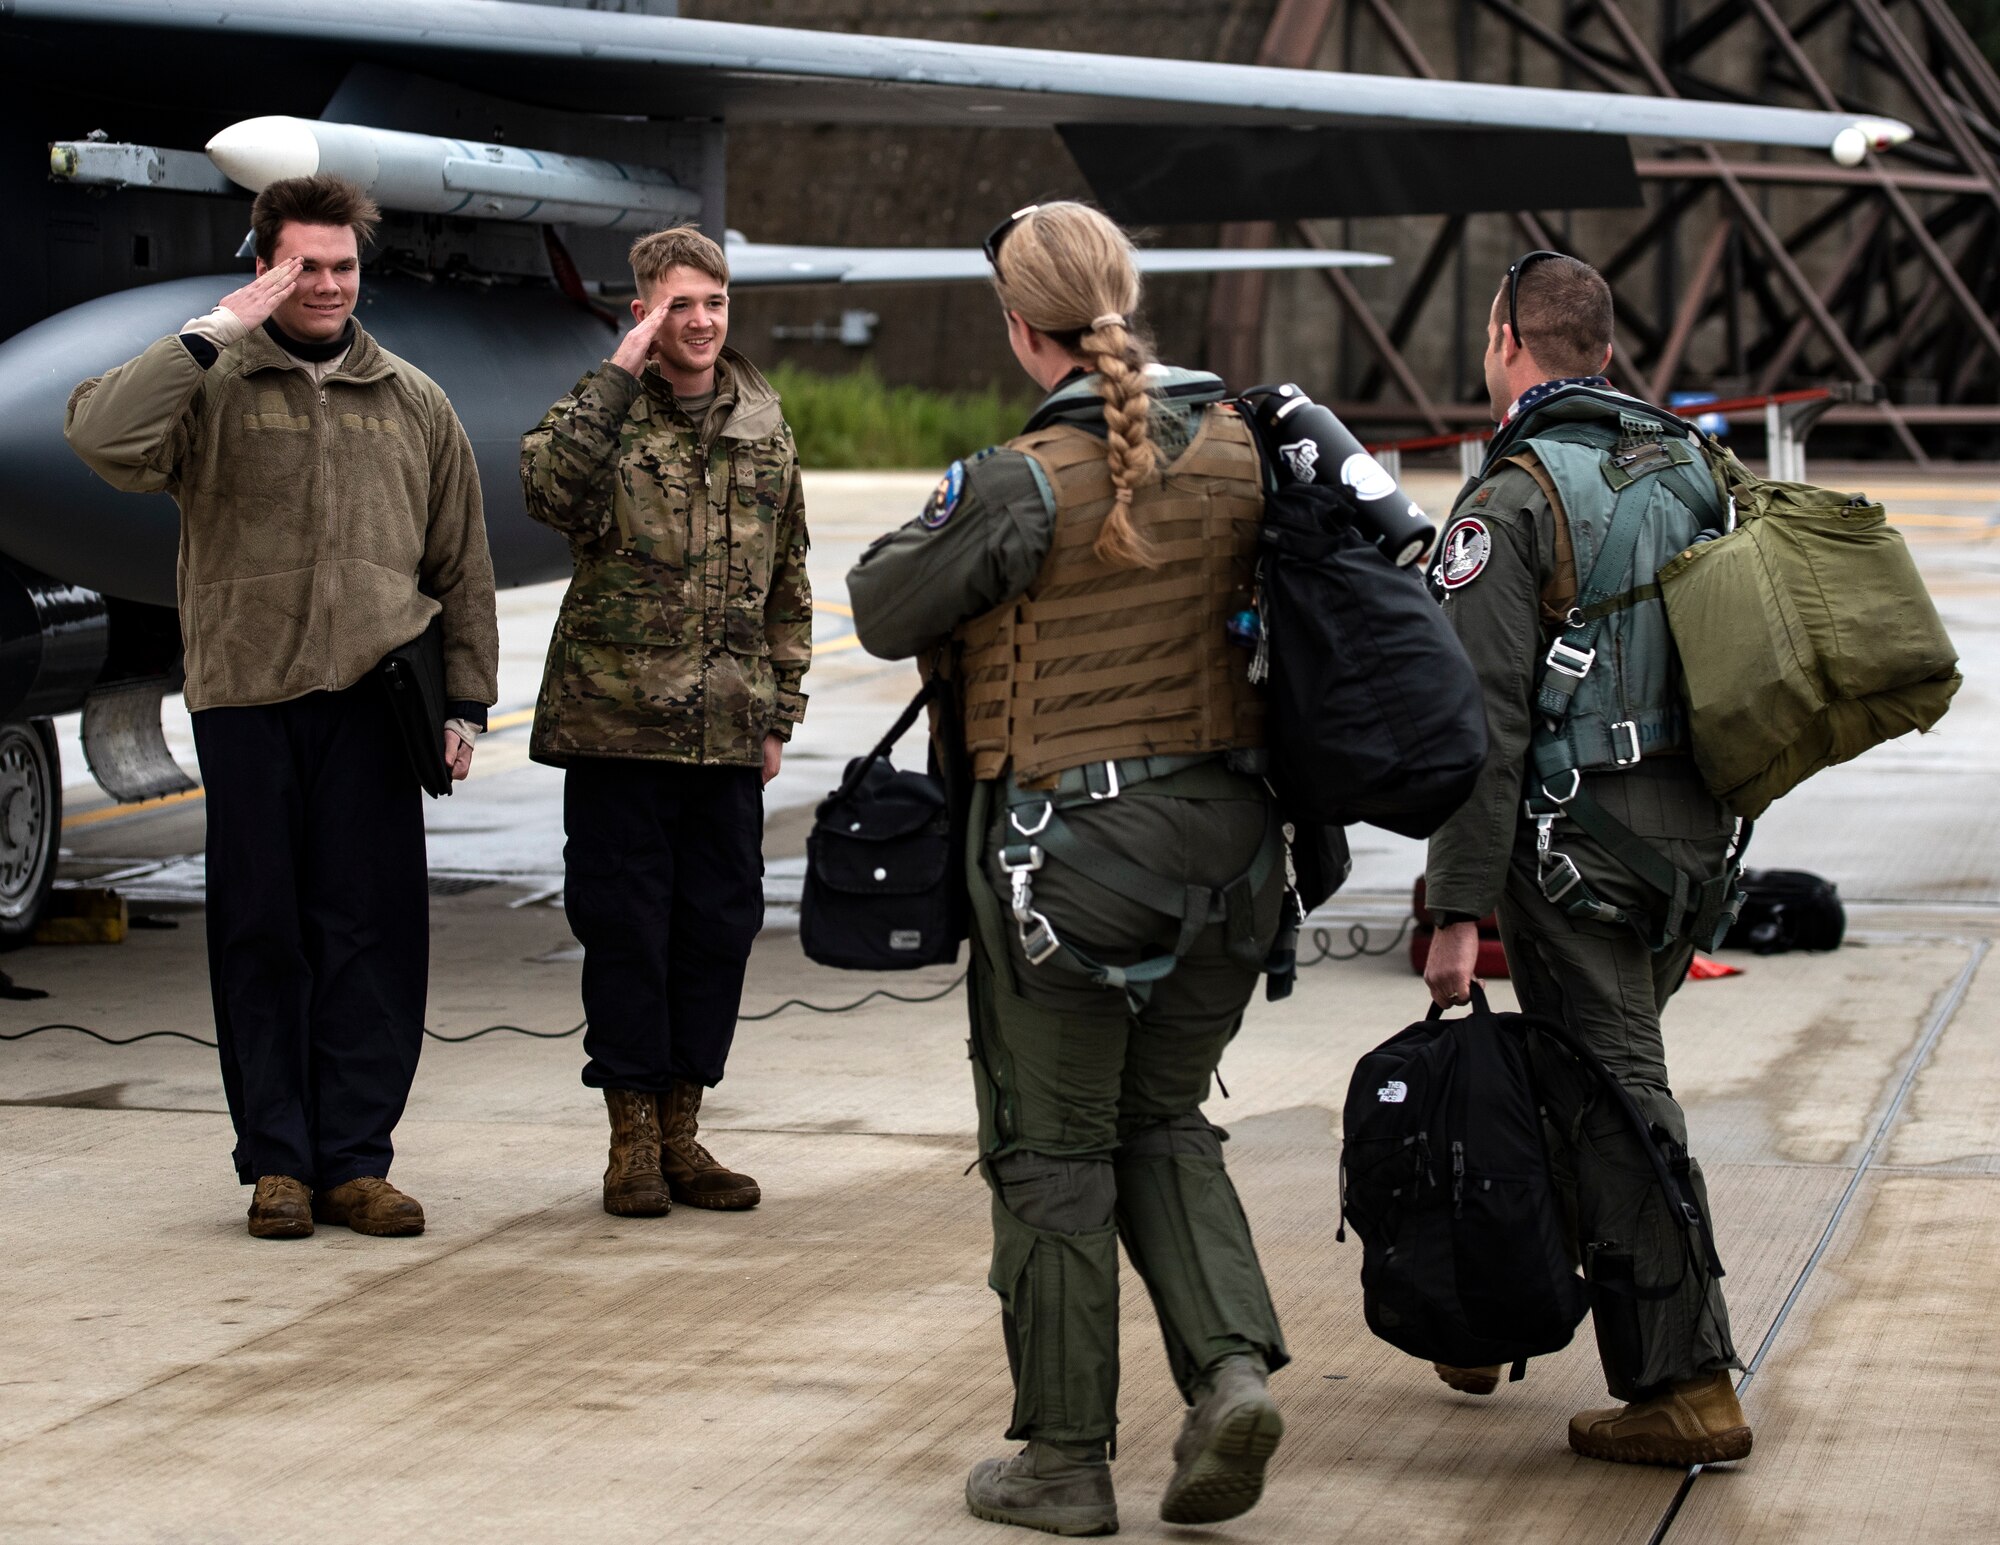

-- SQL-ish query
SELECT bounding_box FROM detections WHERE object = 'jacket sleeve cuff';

[446,700,489,731]
[585,363,643,416]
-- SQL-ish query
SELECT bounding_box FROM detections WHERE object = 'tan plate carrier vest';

[956,406,1267,788]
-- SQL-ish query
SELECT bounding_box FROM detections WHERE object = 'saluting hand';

[217,257,305,330]
[611,303,674,377]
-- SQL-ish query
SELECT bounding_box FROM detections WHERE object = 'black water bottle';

[1241,383,1438,567]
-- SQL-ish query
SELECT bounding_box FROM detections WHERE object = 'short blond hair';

[628,226,729,291]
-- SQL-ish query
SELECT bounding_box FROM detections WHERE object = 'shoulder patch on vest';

[1435,516,1492,591]
[1473,484,1495,506]
[921,460,966,530]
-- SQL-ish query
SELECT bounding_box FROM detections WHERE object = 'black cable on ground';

[0,919,1410,1050]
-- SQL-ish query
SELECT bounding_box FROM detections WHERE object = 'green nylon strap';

[1018,802,1283,997]
[1575,581,1661,622]
[1533,469,1661,721]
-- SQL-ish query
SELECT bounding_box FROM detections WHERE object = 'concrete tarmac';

[4,468,1999,1543]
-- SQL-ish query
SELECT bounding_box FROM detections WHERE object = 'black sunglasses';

[1505,249,1564,352]
[983,204,1041,276]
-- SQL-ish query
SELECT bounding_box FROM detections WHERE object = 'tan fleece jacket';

[65,321,499,713]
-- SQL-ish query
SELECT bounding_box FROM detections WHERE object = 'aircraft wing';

[725,241,1391,287]
[4,0,1909,162]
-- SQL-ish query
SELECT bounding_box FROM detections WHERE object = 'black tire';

[0,718,60,950]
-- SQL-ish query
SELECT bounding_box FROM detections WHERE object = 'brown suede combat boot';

[1569,1371,1753,1466]
[312,1177,425,1237]
[1434,1362,1504,1396]
[603,1088,671,1217]
[247,1176,313,1239]
[659,1080,760,1210]
[965,1441,1117,1537]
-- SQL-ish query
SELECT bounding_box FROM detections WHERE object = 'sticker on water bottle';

[1340,452,1397,502]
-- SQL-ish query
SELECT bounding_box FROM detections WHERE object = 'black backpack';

[1255,482,1487,838]
[801,681,964,971]
[1340,985,1723,1379]
[1723,869,1845,954]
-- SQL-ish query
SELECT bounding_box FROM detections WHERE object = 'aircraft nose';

[0,278,234,607]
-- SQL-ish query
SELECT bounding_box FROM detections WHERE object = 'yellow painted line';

[818,634,865,655]
[487,708,536,732]
[817,601,854,618]
[63,787,205,829]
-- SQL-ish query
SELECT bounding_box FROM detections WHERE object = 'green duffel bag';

[1658,447,1961,819]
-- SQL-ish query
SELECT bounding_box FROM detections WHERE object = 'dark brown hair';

[1501,254,1615,377]
[628,225,731,291]
[250,173,380,263]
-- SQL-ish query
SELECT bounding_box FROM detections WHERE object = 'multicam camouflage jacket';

[520,348,811,766]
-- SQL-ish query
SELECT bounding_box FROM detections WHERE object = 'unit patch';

[921,460,965,530]
[1434,516,1492,590]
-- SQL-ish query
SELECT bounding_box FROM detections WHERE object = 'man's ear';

[1597,341,1614,374]
[630,295,648,324]
[254,257,268,279]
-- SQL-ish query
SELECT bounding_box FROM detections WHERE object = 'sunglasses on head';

[1505,249,1564,352]
[983,204,1041,277]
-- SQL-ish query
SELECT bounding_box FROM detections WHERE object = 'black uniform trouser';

[563,760,764,1092]
[192,684,428,1189]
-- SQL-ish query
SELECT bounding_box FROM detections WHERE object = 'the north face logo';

[1377,1080,1408,1104]
[889,929,923,951]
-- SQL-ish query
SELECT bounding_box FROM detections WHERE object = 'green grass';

[768,362,1036,470]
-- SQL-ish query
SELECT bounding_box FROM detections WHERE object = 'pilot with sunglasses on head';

[1423,251,1752,1468]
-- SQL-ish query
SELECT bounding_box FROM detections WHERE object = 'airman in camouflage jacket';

[520,348,811,766]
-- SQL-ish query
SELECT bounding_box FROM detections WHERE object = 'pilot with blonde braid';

[849,202,1289,1537]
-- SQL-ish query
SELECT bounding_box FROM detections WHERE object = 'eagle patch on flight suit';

[1434,516,1492,591]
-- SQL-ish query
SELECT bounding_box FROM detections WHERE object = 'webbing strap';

[1001,789,1282,998]
[1534,471,1659,720]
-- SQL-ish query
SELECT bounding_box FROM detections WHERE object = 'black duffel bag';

[1257,481,1487,838]
[1722,868,1845,954]
[801,680,962,970]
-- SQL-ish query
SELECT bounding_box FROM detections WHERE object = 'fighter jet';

[0,0,1909,943]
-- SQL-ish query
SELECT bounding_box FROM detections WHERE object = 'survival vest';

[955,406,1267,786]
[1482,387,1744,950]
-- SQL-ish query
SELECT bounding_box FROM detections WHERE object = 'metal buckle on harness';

[1541,851,1585,903]
[1018,910,1061,965]
[1086,761,1121,801]
[1009,801,1053,838]
[1541,769,1581,806]
[1612,720,1643,767]
[1544,639,1596,680]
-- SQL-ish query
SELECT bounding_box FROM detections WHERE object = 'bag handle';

[829,678,940,807]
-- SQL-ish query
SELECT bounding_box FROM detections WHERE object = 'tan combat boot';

[1160,1354,1283,1525]
[659,1080,760,1210]
[247,1175,313,1239]
[313,1176,425,1236]
[965,1441,1117,1537]
[1434,1362,1504,1396]
[602,1089,671,1217]
[1568,1371,1752,1466]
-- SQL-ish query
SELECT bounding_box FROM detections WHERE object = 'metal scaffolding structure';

[1209,0,2000,461]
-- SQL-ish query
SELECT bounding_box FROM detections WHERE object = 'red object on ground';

[1686,954,1742,980]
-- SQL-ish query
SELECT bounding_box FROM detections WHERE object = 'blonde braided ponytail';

[991,204,1159,569]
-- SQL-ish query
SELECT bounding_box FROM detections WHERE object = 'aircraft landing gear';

[0,719,59,949]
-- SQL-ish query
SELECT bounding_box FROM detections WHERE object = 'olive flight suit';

[847,369,1289,1448]
[1424,450,1740,1402]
